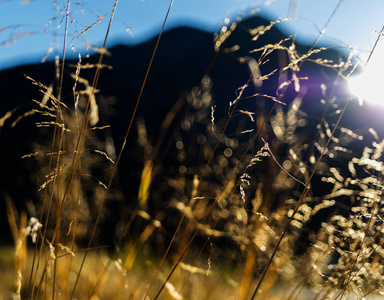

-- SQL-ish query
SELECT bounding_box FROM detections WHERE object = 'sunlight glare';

[348,51,384,107]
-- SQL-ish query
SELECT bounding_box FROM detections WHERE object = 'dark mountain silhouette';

[0,15,367,244]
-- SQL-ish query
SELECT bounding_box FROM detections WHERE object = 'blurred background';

[1,0,384,70]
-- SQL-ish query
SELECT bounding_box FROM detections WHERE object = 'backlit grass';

[1,1,384,300]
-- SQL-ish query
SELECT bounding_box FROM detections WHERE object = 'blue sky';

[1,0,384,70]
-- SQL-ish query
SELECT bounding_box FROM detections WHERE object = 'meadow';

[1,1,384,299]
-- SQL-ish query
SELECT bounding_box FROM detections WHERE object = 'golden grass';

[2,1,384,300]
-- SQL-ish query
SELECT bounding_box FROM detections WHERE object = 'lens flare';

[348,52,384,107]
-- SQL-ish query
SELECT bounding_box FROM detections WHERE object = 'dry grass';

[2,1,384,300]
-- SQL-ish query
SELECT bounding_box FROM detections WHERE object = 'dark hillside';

[0,15,361,245]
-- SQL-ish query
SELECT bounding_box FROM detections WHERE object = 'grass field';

[2,1,384,299]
